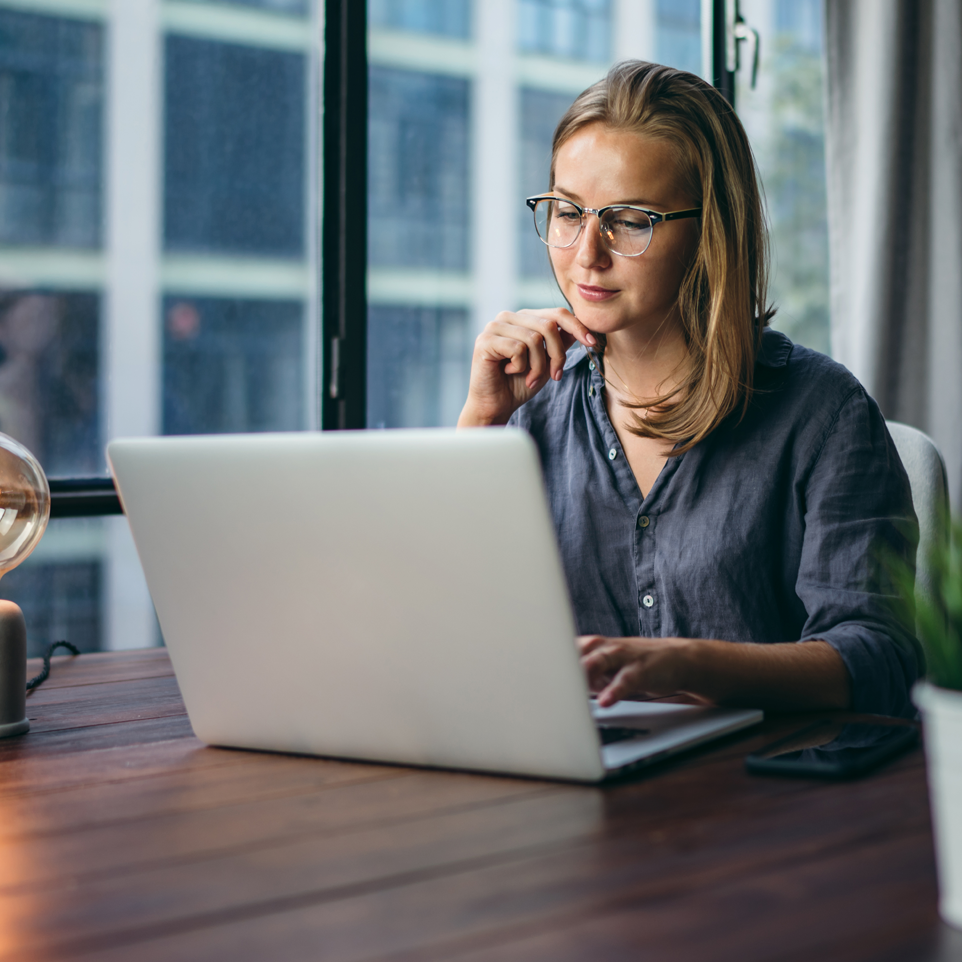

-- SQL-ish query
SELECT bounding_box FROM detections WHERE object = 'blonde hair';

[550,60,774,452]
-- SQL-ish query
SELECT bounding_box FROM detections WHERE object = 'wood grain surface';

[0,649,951,962]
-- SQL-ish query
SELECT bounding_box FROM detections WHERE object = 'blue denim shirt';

[508,328,920,716]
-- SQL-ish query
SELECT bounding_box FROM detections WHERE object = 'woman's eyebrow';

[550,185,583,202]
[551,186,659,208]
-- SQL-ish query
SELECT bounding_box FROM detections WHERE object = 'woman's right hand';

[457,308,597,427]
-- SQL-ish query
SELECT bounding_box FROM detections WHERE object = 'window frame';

[51,0,735,519]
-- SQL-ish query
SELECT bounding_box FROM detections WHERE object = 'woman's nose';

[576,214,611,269]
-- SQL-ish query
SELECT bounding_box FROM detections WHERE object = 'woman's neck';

[601,314,689,407]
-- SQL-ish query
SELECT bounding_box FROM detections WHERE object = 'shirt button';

[588,361,596,371]
[608,447,617,461]
[638,515,650,528]
[642,594,654,608]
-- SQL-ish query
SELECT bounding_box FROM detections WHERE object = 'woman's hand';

[457,308,597,427]
[578,635,852,711]
[579,635,699,707]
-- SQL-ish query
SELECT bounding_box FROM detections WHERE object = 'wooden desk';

[1,649,954,961]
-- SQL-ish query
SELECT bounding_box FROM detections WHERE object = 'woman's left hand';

[578,635,700,707]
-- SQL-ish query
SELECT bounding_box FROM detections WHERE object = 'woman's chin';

[570,303,626,336]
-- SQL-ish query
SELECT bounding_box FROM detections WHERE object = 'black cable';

[26,641,81,691]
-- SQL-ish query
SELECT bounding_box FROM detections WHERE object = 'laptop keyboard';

[598,725,649,745]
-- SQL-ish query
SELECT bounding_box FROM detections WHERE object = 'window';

[0,0,320,652]
[0,291,100,476]
[735,0,830,353]
[368,68,470,271]
[368,0,471,38]
[0,10,103,247]
[655,0,702,76]
[164,35,306,256]
[518,0,612,63]
[163,296,305,435]
[367,306,470,429]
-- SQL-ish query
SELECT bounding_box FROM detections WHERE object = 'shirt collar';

[564,343,589,371]
[756,327,793,368]
[564,326,793,372]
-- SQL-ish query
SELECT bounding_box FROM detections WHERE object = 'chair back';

[886,421,950,618]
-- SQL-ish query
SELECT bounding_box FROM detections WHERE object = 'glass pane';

[369,0,471,38]
[164,35,306,256]
[163,296,305,434]
[0,292,100,477]
[368,67,470,270]
[736,0,830,354]
[367,306,470,428]
[518,0,613,62]
[655,0,703,75]
[0,1,320,652]
[367,0,712,429]
[192,0,310,13]
[0,10,103,247]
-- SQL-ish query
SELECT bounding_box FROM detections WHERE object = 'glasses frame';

[525,194,703,257]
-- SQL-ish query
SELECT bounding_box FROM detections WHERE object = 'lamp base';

[0,716,28,738]
[0,598,28,738]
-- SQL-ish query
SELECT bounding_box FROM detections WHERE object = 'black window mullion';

[713,0,736,105]
[49,479,122,518]
[321,0,367,430]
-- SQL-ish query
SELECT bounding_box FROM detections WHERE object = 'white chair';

[887,421,950,617]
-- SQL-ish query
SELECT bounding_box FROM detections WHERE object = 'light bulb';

[0,432,49,579]
[0,432,49,738]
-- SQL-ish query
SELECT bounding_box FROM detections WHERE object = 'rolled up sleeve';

[795,387,921,716]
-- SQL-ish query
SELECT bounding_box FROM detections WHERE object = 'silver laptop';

[107,428,761,783]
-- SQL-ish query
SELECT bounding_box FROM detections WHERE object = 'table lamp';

[0,432,50,738]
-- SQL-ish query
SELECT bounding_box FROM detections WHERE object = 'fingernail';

[585,333,597,345]
[554,369,562,381]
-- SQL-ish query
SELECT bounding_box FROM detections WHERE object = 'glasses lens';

[600,207,653,255]
[534,199,582,248]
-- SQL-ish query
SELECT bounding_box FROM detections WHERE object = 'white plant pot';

[914,680,962,928]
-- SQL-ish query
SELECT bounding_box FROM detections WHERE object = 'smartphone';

[745,719,919,779]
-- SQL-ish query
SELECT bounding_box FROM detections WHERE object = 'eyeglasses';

[525,195,702,257]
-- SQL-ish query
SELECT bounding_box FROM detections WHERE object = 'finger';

[514,328,551,387]
[577,634,608,655]
[481,324,551,386]
[597,667,640,707]
[581,646,625,680]
[538,320,571,382]
[516,312,575,381]
[581,646,628,694]
[477,335,532,377]
[555,308,597,348]
[521,308,597,350]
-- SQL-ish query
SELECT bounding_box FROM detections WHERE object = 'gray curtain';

[824,0,962,509]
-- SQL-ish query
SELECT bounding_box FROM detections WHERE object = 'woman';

[458,61,919,716]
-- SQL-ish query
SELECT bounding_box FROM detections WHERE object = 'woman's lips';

[576,284,619,302]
